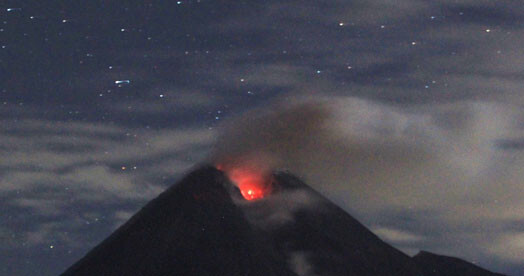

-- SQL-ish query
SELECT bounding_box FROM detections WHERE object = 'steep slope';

[413,251,507,276]
[261,171,425,276]
[266,172,507,275]
[62,165,508,276]
[62,166,295,276]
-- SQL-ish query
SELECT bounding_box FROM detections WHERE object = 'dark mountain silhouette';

[266,172,423,275]
[413,251,507,276]
[62,165,507,276]
[62,166,295,276]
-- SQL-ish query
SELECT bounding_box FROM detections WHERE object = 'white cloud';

[1,119,214,249]
[373,227,424,243]
[488,232,524,263]
[112,210,136,229]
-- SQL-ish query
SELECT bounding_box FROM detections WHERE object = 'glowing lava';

[240,186,265,201]
[218,165,271,201]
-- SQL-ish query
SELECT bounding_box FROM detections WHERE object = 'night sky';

[2,1,524,275]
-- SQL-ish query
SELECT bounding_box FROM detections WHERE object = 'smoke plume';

[210,96,522,215]
[211,100,329,182]
[210,96,524,267]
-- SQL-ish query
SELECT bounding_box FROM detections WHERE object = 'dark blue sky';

[1,1,523,275]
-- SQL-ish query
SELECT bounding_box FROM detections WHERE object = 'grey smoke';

[211,96,520,208]
[211,100,330,178]
[210,96,524,264]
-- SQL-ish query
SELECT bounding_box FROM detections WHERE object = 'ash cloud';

[210,96,524,267]
[211,100,330,178]
[211,97,449,210]
[211,97,521,209]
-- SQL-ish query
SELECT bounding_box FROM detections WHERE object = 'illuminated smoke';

[211,101,329,200]
[209,96,523,271]
[210,96,520,214]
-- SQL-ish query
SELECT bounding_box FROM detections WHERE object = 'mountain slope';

[413,251,506,276]
[62,166,295,276]
[62,165,507,276]
[268,172,506,276]
[264,171,424,276]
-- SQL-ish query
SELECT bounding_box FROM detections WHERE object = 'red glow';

[240,186,265,201]
[218,165,271,201]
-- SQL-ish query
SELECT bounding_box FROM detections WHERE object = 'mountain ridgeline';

[62,165,507,276]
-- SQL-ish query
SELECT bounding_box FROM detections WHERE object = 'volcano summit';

[62,166,506,276]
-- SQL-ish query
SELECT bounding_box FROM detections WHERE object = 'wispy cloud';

[0,118,214,250]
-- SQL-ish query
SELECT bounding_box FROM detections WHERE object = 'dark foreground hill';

[413,251,506,276]
[62,165,506,276]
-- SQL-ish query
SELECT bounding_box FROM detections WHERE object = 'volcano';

[62,165,506,276]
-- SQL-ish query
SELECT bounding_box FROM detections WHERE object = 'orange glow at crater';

[240,186,265,201]
[217,165,271,201]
